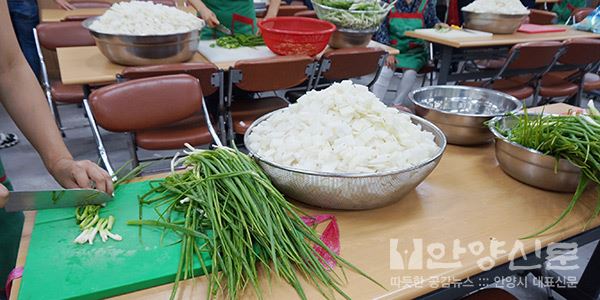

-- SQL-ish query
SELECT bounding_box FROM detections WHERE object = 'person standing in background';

[189,0,281,39]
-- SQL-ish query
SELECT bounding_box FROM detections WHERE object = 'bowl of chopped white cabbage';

[461,0,529,34]
[83,2,204,66]
[244,81,446,210]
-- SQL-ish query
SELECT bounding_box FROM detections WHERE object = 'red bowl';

[258,17,336,56]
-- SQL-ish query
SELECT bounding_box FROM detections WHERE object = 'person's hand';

[48,159,113,194]
[0,183,8,208]
[385,55,397,69]
[199,7,219,27]
[434,23,450,30]
[54,0,75,10]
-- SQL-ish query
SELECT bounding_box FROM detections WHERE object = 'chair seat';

[231,97,288,134]
[417,63,435,74]
[539,75,579,98]
[135,115,213,150]
[50,82,84,104]
[584,79,600,92]
[461,79,534,100]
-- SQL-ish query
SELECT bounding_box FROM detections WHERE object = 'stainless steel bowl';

[312,0,392,31]
[244,110,447,210]
[82,17,201,66]
[489,114,580,192]
[410,85,522,145]
[329,28,374,48]
[462,11,528,34]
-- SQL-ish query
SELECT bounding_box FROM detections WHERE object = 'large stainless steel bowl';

[462,11,528,34]
[312,0,392,31]
[410,86,522,146]
[489,114,580,192]
[82,17,201,66]
[244,110,447,210]
[329,28,375,48]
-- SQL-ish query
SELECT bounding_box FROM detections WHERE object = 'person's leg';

[0,158,24,300]
[371,66,395,105]
[392,69,418,108]
[7,0,40,78]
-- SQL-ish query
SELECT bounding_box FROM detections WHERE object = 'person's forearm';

[0,50,73,171]
[265,0,281,18]
[188,0,207,13]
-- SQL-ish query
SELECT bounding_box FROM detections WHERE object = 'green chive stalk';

[495,101,600,238]
[128,146,383,300]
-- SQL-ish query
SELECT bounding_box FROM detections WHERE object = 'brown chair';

[285,48,386,102]
[117,62,226,144]
[34,21,96,136]
[528,9,557,25]
[69,0,112,8]
[293,10,318,18]
[88,74,214,171]
[278,4,309,16]
[228,56,317,139]
[538,39,600,105]
[461,41,563,103]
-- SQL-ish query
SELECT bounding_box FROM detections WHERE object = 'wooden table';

[11,104,600,299]
[40,7,197,22]
[405,27,600,84]
[56,41,400,85]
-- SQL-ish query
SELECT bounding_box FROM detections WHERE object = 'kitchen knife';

[215,24,232,36]
[4,189,113,212]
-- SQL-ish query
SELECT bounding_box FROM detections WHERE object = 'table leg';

[437,46,453,85]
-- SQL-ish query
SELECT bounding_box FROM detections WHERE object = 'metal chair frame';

[33,28,89,137]
[312,51,388,90]
[84,72,224,175]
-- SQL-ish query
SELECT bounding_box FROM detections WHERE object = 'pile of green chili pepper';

[128,145,382,300]
[211,34,265,49]
[494,101,600,238]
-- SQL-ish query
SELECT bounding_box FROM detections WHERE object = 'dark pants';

[7,0,41,78]
[0,160,23,300]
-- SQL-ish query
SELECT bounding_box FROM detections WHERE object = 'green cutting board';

[18,181,212,300]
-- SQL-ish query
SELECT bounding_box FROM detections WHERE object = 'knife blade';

[215,24,232,36]
[4,189,113,212]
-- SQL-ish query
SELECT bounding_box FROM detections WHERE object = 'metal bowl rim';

[244,109,447,178]
[82,17,203,38]
[488,113,571,161]
[409,85,523,118]
[461,10,530,17]
[311,0,393,14]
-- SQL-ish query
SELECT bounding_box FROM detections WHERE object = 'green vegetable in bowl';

[319,0,354,9]
[494,101,600,238]
[313,0,394,31]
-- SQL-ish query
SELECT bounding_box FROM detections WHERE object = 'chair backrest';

[120,62,220,96]
[89,74,202,132]
[527,9,557,25]
[558,38,600,66]
[36,22,95,51]
[231,56,315,92]
[278,4,309,16]
[506,41,563,70]
[574,7,594,23]
[69,0,112,8]
[318,47,386,82]
[63,15,100,21]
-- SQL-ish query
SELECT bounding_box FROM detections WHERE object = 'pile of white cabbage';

[247,81,440,174]
[462,0,529,14]
[89,1,204,35]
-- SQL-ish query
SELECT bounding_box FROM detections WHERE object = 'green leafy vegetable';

[494,102,600,238]
[314,0,393,30]
[128,145,383,300]
[214,34,265,49]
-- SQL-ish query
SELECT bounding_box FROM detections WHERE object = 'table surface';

[40,7,196,22]
[405,26,600,48]
[11,103,599,299]
[56,41,400,85]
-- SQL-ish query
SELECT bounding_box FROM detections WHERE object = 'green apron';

[388,0,429,70]
[0,157,23,297]
[552,0,586,24]
[200,0,257,40]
